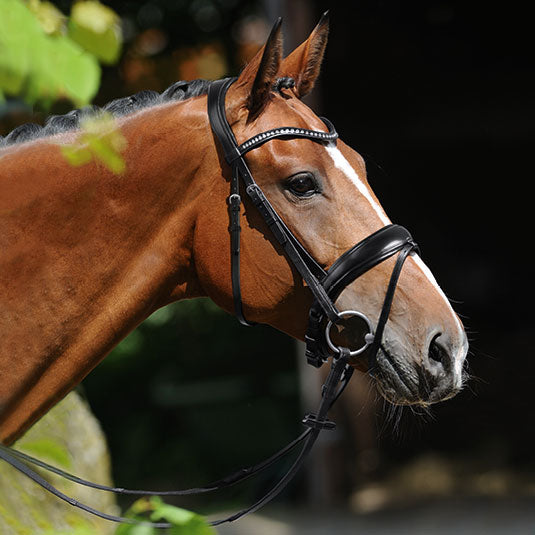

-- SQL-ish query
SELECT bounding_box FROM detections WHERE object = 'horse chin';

[371,346,463,406]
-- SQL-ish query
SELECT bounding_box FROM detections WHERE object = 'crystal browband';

[232,118,338,161]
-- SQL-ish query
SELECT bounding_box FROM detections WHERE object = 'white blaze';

[325,145,467,377]
[325,145,390,225]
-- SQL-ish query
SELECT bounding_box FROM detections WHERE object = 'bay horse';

[0,14,468,524]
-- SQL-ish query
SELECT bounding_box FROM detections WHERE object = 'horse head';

[194,16,468,405]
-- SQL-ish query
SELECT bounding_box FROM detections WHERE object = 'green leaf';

[150,504,195,525]
[117,523,154,535]
[25,33,101,107]
[0,0,123,107]
[145,306,174,327]
[27,0,66,35]
[68,1,122,65]
[115,498,216,535]
[0,0,40,95]
[149,500,216,535]
[59,112,127,174]
[18,439,72,469]
[0,0,101,107]
[60,144,93,167]
[86,135,126,174]
[168,517,216,535]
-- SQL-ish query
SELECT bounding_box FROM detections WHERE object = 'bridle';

[208,77,417,370]
[0,77,418,528]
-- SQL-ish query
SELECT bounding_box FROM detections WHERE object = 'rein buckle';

[302,413,336,431]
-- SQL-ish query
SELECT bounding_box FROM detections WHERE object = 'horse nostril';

[428,333,447,365]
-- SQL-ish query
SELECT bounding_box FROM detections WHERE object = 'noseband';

[0,77,418,528]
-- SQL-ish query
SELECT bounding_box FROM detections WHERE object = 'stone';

[0,391,118,535]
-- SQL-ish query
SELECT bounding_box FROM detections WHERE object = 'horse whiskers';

[408,403,435,422]
[376,393,438,442]
[378,400,404,439]
[388,404,406,439]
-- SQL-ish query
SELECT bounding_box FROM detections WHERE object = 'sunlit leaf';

[60,112,127,174]
[114,497,216,535]
[27,0,66,35]
[150,504,195,525]
[0,0,122,107]
[0,0,101,107]
[149,498,215,535]
[25,33,101,107]
[60,144,93,167]
[116,523,154,535]
[68,0,123,64]
[0,0,39,95]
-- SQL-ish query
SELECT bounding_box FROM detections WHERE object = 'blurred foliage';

[61,111,127,173]
[0,0,122,108]
[68,1,122,64]
[115,497,216,535]
[82,297,299,513]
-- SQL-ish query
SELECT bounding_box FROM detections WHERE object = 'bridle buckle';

[302,413,336,431]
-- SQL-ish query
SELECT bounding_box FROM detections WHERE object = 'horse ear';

[281,12,329,98]
[235,18,283,117]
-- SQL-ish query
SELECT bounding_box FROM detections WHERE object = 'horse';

[0,14,468,523]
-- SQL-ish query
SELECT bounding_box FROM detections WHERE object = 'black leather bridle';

[0,77,418,528]
[208,77,417,370]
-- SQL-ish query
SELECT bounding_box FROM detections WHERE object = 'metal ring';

[325,310,375,357]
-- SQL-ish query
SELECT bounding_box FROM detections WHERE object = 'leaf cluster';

[60,111,127,173]
[0,0,122,107]
[115,497,216,535]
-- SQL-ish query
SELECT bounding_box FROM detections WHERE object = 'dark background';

[2,0,533,518]
[320,0,533,464]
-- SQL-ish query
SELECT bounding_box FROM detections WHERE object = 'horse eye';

[286,173,318,197]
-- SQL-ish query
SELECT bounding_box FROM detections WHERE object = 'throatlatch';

[0,76,417,528]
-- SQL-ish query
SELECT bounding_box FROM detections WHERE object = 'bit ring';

[325,310,375,357]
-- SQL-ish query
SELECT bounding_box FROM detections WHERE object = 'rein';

[0,77,417,528]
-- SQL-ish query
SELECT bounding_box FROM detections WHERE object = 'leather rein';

[0,77,417,528]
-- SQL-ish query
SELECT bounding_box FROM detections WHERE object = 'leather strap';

[210,347,353,525]
[367,242,415,371]
[305,225,417,367]
[207,78,241,163]
[0,445,171,528]
[236,117,337,159]
[207,78,339,325]
[321,225,416,298]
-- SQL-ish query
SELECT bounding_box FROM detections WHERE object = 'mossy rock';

[0,391,118,535]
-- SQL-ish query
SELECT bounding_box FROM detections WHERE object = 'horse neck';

[0,98,212,443]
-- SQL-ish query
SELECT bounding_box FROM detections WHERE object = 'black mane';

[0,79,214,148]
